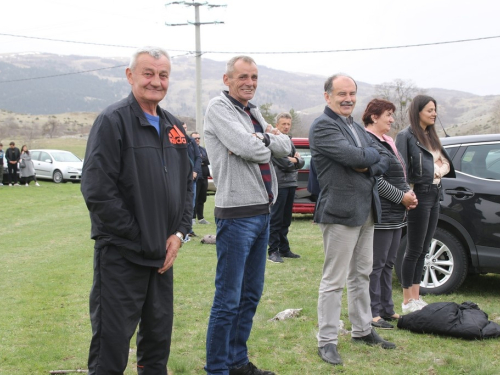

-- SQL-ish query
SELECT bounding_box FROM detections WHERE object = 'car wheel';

[395,227,468,295]
[53,170,63,183]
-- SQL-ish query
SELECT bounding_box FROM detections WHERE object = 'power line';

[0,64,127,83]
[0,32,187,52]
[0,53,194,83]
[0,32,499,54]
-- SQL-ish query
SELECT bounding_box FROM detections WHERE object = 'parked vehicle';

[395,134,500,294]
[291,138,315,214]
[30,149,83,183]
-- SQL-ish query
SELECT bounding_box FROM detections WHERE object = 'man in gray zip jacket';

[204,55,290,375]
[310,74,394,366]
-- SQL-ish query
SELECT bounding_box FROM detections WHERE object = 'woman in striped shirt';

[362,99,418,329]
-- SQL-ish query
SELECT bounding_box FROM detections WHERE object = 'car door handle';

[445,189,474,198]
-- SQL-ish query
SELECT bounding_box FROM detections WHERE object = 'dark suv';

[395,133,500,294]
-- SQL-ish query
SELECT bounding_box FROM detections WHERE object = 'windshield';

[51,151,82,163]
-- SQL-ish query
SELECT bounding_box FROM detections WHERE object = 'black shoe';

[229,361,275,375]
[268,251,284,263]
[280,250,300,258]
[352,328,396,349]
[188,231,198,237]
[318,343,342,365]
[381,314,400,322]
[371,318,394,330]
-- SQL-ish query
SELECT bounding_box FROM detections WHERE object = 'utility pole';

[165,1,226,141]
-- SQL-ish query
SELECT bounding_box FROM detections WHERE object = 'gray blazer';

[309,107,391,226]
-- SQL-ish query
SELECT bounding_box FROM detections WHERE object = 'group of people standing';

[0,141,40,186]
[80,47,454,375]
[311,75,455,366]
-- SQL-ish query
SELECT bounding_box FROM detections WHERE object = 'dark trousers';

[194,178,208,220]
[88,245,173,375]
[369,228,402,317]
[268,186,296,255]
[7,163,18,184]
[401,185,440,288]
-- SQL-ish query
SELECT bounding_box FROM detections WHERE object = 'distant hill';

[0,53,499,137]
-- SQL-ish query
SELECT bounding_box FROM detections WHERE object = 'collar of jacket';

[323,105,354,124]
[222,90,257,110]
[127,92,174,129]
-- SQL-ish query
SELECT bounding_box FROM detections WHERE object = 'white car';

[30,149,83,183]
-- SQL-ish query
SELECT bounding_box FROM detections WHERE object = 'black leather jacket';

[395,127,455,185]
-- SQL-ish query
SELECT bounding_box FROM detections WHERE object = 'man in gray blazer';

[309,74,395,366]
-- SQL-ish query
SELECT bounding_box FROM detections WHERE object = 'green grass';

[1,183,499,374]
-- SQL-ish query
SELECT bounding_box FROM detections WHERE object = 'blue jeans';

[205,214,270,375]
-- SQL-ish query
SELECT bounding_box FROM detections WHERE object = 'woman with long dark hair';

[396,95,455,313]
[363,99,418,328]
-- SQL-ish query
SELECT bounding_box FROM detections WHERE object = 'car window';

[460,144,500,180]
[444,145,459,160]
[295,147,311,170]
[31,151,41,161]
[51,151,81,162]
[40,152,52,162]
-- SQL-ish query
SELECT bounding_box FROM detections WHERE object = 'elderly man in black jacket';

[310,74,395,366]
[81,47,192,375]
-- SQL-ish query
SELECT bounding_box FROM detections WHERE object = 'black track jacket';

[81,93,193,266]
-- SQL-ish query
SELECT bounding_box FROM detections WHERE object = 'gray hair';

[275,112,292,123]
[226,55,256,77]
[324,73,357,95]
[129,47,170,71]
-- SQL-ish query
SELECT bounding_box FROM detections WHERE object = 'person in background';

[396,95,455,313]
[184,123,201,239]
[81,46,192,375]
[362,99,417,329]
[19,145,40,186]
[204,55,290,375]
[0,143,4,185]
[267,112,304,263]
[192,131,211,225]
[5,141,20,186]
[310,74,394,367]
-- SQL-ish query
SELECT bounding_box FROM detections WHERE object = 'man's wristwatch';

[174,231,184,246]
[255,132,265,142]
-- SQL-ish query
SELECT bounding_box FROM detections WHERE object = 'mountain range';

[0,53,498,137]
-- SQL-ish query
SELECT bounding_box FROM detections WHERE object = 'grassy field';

[0,182,499,375]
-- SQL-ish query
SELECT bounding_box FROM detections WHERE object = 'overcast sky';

[1,0,499,96]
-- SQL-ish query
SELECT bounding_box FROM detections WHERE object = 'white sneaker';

[26,183,29,186]
[35,182,40,186]
[192,218,196,225]
[0,183,3,186]
[402,299,420,314]
[416,296,428,308]
[198,218,210,224]
[14,183,20,186]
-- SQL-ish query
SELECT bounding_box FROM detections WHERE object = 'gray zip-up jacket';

[204,91,291,217]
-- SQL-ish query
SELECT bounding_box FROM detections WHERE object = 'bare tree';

[3,117,20,138]
[21,125,41,145]
[375,79,424,136]
[42,118,61,138]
